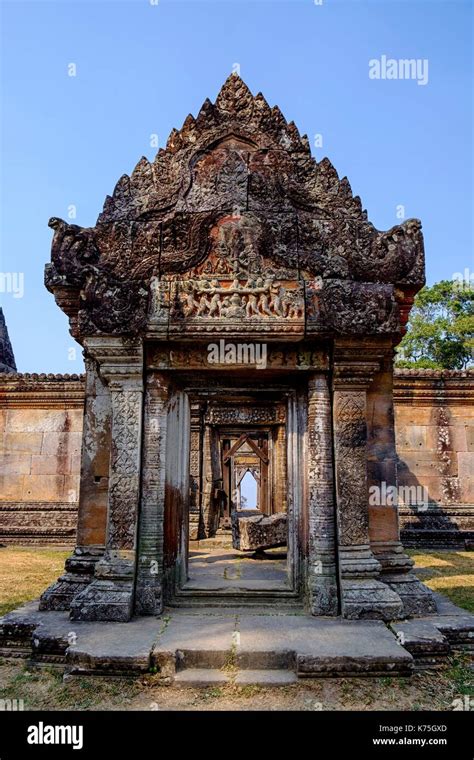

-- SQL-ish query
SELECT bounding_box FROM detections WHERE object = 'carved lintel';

[205,403,286,426]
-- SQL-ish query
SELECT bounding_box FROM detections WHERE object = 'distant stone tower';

[0,308,17,373]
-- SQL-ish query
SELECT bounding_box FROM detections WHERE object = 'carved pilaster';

[70,337,144,622]
[134,373,170,615]
[367,354,436,616]
[306,373,338,615]
[40,356,110,610]
[332,347,403,620]
[189,402,204,541]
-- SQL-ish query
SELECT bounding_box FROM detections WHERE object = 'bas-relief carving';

[205,404,286,426]
[172,278,303,321]
[334,391,370,547]
[46,74,425,340]
[107,388,142,550]
[148,345,329,371]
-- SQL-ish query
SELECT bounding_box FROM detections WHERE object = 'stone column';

[134,373,170,615]
[332,349,403,620]
[70,337,144,622]
[306,373,338,615]
[39,355,111,610]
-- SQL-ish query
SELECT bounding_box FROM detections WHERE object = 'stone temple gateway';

[39,74,437,626]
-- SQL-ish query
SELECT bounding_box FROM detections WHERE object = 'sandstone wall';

[0,374,84,544]
[394,369,474,548]
[0,369,472,547]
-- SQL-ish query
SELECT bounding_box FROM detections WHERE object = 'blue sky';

[1,0,472,372]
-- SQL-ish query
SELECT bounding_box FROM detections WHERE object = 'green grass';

[407,550,474,613]
[0,546,70,616]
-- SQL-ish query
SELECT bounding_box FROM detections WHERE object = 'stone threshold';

[1,598,472,681]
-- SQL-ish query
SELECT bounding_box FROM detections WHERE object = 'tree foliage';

[395,280,473,370]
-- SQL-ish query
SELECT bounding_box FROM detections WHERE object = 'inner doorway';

[220,430,270,525]
[182,395,292,595]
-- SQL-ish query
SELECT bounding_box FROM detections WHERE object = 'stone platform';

[0,599,472,683]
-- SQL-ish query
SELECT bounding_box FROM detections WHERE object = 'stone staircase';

[1,600,472,683]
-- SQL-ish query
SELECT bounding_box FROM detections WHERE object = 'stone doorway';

[169,387,299,603]
[221,430,270,521]
[36,76,436,626]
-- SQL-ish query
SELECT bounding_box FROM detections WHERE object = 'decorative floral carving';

[206,404,285,425]
[108,388,142,550]
[334,391,369,547]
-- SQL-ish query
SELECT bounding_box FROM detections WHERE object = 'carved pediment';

[46,74,425,339]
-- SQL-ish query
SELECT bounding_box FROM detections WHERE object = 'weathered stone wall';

[0,374,84,544]
[394,369,474,548]
[0,369,472,547]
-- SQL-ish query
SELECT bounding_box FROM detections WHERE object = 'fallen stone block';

[232,510,287,552]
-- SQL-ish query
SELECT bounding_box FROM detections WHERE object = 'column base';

[308,556,339,616]
[383,573,438,617]
[134,555,163,616]
[39,546,104,611]
[339,544,382,578]
[69,553,135,622]
[308,578,339,616]
[134,584,163,616]
[340,579,403,621]
[371,540,414,574]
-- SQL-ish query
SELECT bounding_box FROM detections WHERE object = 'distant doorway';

[182,398,291,595]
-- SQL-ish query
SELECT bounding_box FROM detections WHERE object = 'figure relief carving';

[148,275,168,323]
[172,278,304,322]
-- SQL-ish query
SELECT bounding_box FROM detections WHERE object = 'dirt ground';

[0,654,472,712]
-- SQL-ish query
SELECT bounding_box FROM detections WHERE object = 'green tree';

[395,280,473,370]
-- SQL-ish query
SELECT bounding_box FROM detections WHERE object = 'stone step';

[174,668,230,687]
[173,668,298,687]
[390,608,474,670]
[3,601,472,681]
[170,592,302,610]
[152,613,415,679]
[234,669,298,686]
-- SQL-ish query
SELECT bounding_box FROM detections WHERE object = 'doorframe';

[221,429,270,515]
[163,381,304,604]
